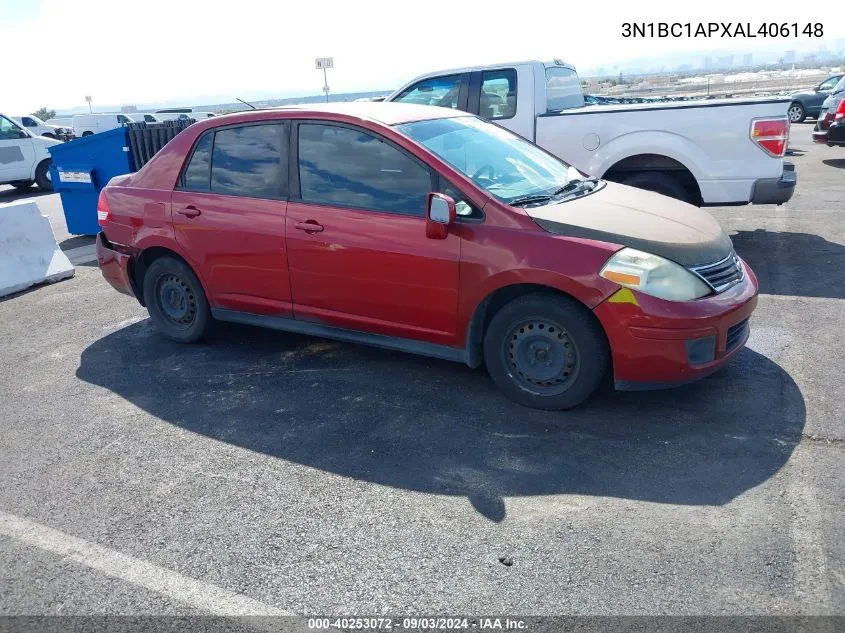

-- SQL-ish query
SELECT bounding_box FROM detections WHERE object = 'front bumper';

[96,232,136,298]
[749,162,796,205]
[593,261,759,390]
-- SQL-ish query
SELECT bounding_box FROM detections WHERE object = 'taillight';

[751,117,788,157]
[97,190,111,225]
[835,100,845,121]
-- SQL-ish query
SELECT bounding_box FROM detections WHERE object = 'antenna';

[235,98,257,110]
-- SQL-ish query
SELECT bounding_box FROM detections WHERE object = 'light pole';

[315,57,333,102]
[85,95,92,113]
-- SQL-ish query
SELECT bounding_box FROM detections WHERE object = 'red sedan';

[96,102,757,409]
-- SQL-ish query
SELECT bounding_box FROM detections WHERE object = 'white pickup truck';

[386,60,796,206]
[0,113,57,191]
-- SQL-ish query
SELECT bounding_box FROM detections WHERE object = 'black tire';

[81,131,93,137]
[787,102,806,124]
[620,171,692,204]
[10,180,34,190]
[34,160,52,191]
[42,132,57,139]
[142,256,212,343]
[483,293,609,410]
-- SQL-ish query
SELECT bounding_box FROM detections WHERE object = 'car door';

[286,121,461,346]
[466,67,535,140]
[0,115,34,181]
[171,122,291,316]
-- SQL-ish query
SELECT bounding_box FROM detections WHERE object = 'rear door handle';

[177,205,201,218]
[294,220,324,233]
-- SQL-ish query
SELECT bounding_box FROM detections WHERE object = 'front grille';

[726,318,750,352]
[690,253,744,292]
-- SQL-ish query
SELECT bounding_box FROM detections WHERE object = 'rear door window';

[297,123,432,215]
[210,124,286,198]
[479,69,517,120]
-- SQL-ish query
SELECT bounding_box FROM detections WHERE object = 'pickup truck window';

[545,66,584,112]
[298,123,431,215]
[0,116,23,140]
[21,117,36,127]
[393,75,463,109]
[397,115,572,205]
[480,69,517,120]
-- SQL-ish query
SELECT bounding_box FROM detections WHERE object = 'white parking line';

[63,244,97,265]
[0,510,290,616]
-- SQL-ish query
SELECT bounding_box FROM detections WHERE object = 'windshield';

[396,116,574,204]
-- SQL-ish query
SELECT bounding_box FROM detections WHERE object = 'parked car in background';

[10,114,72,141]
[787,74,844,123]
[95,102,758,410]
[155,108,216,121]
[0,113,57,190]
[813,75,845,146]
[386,60,795,207]
[127,113,161,123]
[72,113,134,137]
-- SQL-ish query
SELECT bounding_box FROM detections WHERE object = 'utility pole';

[315,58,333,103]
[85,95,92,113]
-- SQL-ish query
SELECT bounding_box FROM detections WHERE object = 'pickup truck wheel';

[10,180,34,190]
[143,257,212,343]
[34,160,52,191]
[483,293,609,410]
[621,172,692,204]
[788,102,805,123]
[81,131,93,137]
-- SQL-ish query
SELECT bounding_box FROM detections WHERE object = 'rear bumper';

[823,120,845,146]
[96,232,136,298]
[749,162,796,205]
[593,262,759,390]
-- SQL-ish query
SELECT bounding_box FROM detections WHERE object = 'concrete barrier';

[0,200,75,298]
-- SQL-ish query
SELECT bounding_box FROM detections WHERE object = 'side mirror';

[18,129,30,139]
[426,192,456,240]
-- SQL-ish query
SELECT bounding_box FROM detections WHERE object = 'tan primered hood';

[527,181,734,267]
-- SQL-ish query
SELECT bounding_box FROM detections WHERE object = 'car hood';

[526,181,733,267]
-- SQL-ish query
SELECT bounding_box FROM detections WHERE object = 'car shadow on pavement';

[822,159,845,169]
[732,229,845,299]
[0,187,52,203]
[76,320,805,522]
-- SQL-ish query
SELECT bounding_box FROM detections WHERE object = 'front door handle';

[176,205,201,218]
[294,220,324,233]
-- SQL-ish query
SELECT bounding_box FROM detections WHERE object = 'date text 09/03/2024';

[622,22,824,38]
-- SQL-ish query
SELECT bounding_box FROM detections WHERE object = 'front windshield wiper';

[509,178,599,207]
[509,194,554,207]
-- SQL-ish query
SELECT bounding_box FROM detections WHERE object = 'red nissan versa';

[96,102,759,410]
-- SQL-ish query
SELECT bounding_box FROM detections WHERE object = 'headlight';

[600,247,712,302]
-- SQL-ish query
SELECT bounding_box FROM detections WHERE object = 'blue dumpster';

[48,127,135,236]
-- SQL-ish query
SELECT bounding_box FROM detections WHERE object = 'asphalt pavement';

[0,124,842,616]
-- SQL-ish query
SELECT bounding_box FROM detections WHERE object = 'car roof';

[240,101,470,126]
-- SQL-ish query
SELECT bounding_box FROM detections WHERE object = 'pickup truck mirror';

[18,129,30,139]
[426,193,456,240]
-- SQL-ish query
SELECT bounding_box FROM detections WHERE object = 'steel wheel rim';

[504,318,580,395]
[788,105,803,122]
[156,273,197,328]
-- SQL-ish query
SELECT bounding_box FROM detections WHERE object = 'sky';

[2,0,844,114]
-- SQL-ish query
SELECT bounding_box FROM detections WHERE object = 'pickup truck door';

[466,66,535,141]
[0,115,34,182]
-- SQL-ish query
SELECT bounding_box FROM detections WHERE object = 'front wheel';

[787,102,805,124]
[34,160,52,191]
[142,256,212,343]
[483,293,609,410]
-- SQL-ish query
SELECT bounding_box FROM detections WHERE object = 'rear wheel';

[787,102,805,123]
[620,171,692,204]
[34,160,52,191]
[142,256,212,343]
[483,293,609,410]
